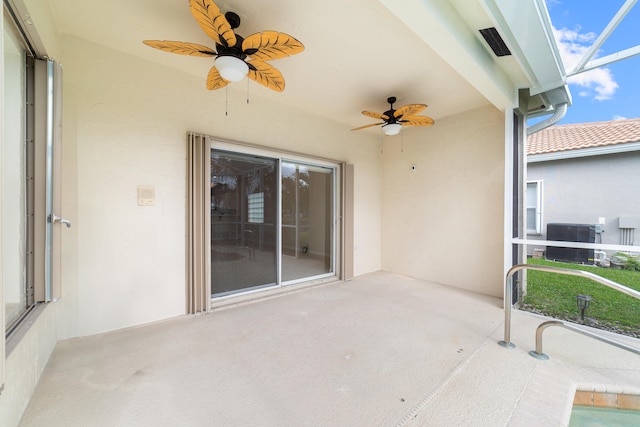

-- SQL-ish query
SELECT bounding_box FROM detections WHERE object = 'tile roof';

[527,117,640,155]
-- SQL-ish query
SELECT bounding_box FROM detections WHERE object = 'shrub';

[614,252,640,271]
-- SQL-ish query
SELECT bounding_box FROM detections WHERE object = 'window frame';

[3,7,37,335]
[3,2,63,335]
[526,180,543,235]
[210,138,342,287]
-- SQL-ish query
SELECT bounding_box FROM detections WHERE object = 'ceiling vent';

[479,27,512,57]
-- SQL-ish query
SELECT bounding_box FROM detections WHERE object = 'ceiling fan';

[143,0,304,92]
[352,97,435,135]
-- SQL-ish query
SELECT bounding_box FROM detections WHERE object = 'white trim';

[569,0,638,75]
[1,4,6,391]
[3,0,48,57]
[528,141,640,163]
[210,137,340,169]
[276,159,283,286]
[526,180,543,235]
[482,0,565,95]
[503,108,515,308]
[513,238,640,253]
[379,0,515,110]
[573,44,640,75]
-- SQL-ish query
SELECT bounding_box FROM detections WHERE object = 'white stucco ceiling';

[45,0,533,129]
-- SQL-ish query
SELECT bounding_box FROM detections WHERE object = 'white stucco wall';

[381,106,505,298]
[56,35,382,338]
[0,305,57,427]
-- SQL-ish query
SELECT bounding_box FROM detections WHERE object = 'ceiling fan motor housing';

[216,39,247,59]
[385,97,399,122]
[384,110,398,123]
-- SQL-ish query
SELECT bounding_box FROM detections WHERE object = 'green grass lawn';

[522,258,640,337]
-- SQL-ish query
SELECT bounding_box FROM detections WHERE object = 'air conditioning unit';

[546,223,595,265]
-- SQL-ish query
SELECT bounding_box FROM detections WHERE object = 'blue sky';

[544,0,640,124]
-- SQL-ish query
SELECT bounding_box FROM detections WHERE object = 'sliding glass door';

[210,151,278,296]
[281,162,334,283]
[210,149,335,297]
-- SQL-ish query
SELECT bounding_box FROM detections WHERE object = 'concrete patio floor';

[18,271,640,426]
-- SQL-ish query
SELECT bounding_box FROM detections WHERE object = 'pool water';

[569,406,640,426]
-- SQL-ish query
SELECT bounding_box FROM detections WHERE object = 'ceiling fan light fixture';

[215,55,249,82]
[383,123,402,136]
[351,96,433,134]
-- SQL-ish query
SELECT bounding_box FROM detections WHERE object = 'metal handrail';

[498,263,640,349]
[528,320,640,360]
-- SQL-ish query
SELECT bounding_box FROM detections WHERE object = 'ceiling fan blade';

[243,31,305,61]
[206,66,231,90]
[362,111,390,120]
[189,0,237,47]
[394,104,427,118]
[400,116,435,127]
[247,59,285,92]
[351,122,385,131]
[143,40,216,57]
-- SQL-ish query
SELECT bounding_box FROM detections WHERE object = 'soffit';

[43,0,553,128]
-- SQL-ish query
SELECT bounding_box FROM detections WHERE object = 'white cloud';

[553,26,619,100]
[568,67,619,100]
[613,115,628,120]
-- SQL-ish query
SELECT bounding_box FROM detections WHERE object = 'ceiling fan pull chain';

[225,86,229,116]
[246,78,250,104]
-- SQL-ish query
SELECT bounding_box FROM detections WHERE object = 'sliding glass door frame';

[276,158,283,287]
[280,158,337,286]
[210,139,340,298]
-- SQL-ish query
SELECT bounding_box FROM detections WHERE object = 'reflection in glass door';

[210,150,277,296]
[281,162,334,283]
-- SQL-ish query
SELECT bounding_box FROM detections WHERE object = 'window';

[3,8,35,332]
[247,192,264,224]
[526,180,543,235]
[3,5,63,336]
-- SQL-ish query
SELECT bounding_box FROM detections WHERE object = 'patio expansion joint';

[395,330,498,427]
[503,359,538,425]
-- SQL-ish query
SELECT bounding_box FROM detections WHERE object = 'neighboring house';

[526,118,640,260]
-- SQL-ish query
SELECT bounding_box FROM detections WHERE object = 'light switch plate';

[138,186,156,206]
